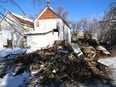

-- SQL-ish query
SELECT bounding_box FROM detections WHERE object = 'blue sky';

[0,0,115,21]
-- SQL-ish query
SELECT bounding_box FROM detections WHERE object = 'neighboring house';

[71,31,84,42]
[0,12,33,48]
[77,31,84,39]
[26,1,71,50]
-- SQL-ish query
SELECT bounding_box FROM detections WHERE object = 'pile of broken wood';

[0,37,112,86]
[14,39,112,86]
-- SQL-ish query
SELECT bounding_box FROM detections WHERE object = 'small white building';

[26,2,71,50]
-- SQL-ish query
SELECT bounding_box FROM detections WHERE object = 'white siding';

[27,32,54,50]
[54,32,59,40]
[34,19,60,31]
[28,17,71,50]
[64,25,71,43]
[2,28,12,45]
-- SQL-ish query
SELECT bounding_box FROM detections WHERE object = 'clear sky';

[0,0,115,21]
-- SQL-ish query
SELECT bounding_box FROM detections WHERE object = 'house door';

[7,39,12,48]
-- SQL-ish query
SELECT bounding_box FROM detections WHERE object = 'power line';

[0,0,35,48]
[9,0,25,14]
[0,5,8,11]
[0,0,25,14]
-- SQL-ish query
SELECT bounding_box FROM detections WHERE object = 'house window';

[56,22,60,36]
[36,21,39,27]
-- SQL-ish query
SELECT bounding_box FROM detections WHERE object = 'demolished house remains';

[0,12,34,48]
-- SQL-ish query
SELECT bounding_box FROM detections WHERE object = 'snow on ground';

[98,57,116,85]
[0,46,30,87]
[98,57,116,68]
[0,72,30,87]
[0,48,27,58]
[26,48,37,53]
[0,45,35,62]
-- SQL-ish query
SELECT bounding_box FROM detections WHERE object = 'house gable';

[0,12,33,28]
[37,7,59,20]
[34,3,71,29]
[13,15,33,26]
[12,13,33,26]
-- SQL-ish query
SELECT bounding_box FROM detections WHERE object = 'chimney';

[47,0,50,7]
[22,12,26,18]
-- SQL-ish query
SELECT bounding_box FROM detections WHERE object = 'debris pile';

[14,44,111,86]
[0,39,113,86]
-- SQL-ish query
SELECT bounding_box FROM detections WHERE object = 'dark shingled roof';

[12,14,33,26]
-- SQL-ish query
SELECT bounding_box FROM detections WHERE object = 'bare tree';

[69,20,77,32]
[32,0,41,6]
[70,17,100,42]
[57,5,64,16]
[57,5,69,21]
[29,8,43,20]
[98,2,116,46]
[29,14,38,20]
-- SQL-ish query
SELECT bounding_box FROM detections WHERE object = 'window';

[36,21,39,27]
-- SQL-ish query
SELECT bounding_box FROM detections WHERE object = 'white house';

[0,12,33,48]
[26,1,71,50]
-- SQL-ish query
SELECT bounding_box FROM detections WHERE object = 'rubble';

[96,45,110,55]
[14,45,111,86]
[0,39,114,86]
